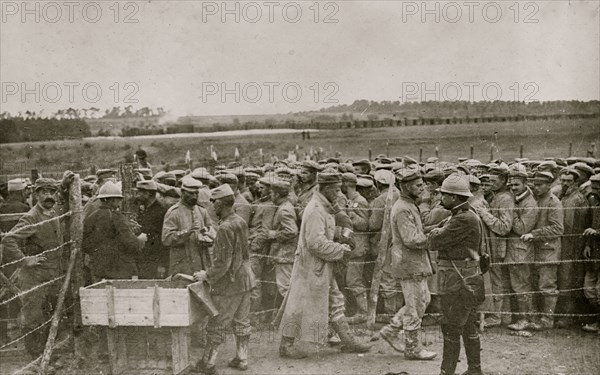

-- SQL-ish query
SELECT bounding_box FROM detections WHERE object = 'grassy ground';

[0,118,598,178]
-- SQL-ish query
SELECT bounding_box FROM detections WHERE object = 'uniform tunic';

[205,211,255,344]
[162,201,213,275]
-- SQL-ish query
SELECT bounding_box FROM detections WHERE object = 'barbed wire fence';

[0,175,83,375]
[1,165,599,373]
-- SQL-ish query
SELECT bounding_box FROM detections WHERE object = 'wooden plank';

[170,328,190,375]
[107,328,127,375]
[153,285,160,329]
[106,286,116,329]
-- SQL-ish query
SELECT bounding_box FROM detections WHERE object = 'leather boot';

[440,334,461,375]
[461,331,483,375]
[331,320,371,353]
[404,329,436,360]
[196,344,219,375]
[279,336,307,359]
[228,335,249,371]
[379,320,404,352]
[540,295,558,330]
[347,293,368,325]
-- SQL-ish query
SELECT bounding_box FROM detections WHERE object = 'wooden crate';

[80,279,199,328]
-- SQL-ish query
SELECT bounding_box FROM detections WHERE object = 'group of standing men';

[1,152,599,375]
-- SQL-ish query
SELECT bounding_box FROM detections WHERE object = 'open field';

[1,118,598,178]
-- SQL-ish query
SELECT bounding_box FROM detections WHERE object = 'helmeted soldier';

[430,174,485,375]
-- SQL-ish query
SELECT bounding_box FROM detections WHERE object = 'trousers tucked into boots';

[404,329,436,360]
[331,319,371,353]
[228,335,249,370]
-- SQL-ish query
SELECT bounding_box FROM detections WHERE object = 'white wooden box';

[80,279,199,327]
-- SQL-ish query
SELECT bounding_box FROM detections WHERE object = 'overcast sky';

[1,0,598,116]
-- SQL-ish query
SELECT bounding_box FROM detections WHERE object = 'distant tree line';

[317,100,600,118]
[0,118,91,143]
[0,106,166,120]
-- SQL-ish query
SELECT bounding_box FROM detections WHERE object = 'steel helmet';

[440,174,473,197]
[96,181,123,199]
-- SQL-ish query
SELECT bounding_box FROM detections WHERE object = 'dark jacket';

[206,211,255,295]
[138,197,169,267]
[82,202,140,281]
[430,201,482,261]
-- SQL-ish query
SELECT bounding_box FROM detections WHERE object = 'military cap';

[275,167,293,176]
[34,178,58,192]
[423,163,437,172]
[468,175,481,185]
[211,184,234,199]
[228,161,242,169]
[403,156,418,166]
[317,159,327,165]
[300,160,322,171]
[560,167,580,179]
[595,167,600,175]
[83,175,98,183]
[258,177,273,186]
[326,157,340,164]
[342,172,357,183]
[181,176,203,192]
[514,158,529,163]
[161,172,176,183]
[479,174,493,182]
[375,154,387,160]
[532,171,555,183]
[153,171,166,181]
[352,159,371,167]
[374,169,395,185]
[215,165,227,171]
[423,169,445,181]
[456,164,470,174]
[134,168,152,178]
[7,178,27,192]
[217,173,238,184]
[488,162,509,175]
[537,161,558,171]
[317,170,342,185]
[171,169,186,178]
[378,157,394,165]
[136,180,158,191]
[590,174,600,182]
[271,179,291,191]
[244,172,260,181]
[245,167,263,175]
[357,176,374,188]
[226,168,245,177]
[374,162,393,171]
[339,163,355,174]
[508,164,528,179]
[426,157,439,163]
[191,167,211,179]
[464,159,483,167]
[324,162,341,171]
[572,162,594,178]
[442,166,458,177]
[457,157,468,163]
[397,168,421,183]
[96,169,117,179]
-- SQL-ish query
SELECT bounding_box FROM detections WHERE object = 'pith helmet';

[97,181,123,199]
[440,174,473,197]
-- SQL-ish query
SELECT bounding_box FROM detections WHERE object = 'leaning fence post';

[39,175,82,374]
[68,175,85,360]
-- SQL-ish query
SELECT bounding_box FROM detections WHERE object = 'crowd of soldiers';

[0,151,599,375]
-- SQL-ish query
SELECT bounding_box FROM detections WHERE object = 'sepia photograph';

[0,1,599,374]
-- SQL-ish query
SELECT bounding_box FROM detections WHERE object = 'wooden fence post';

[568,143,573,157]
[520,145,524,159]
[68,175,85,360]
[39,175,82,374]
[419,148,423,163]
[368,149,372,161]
[470,145,474,159]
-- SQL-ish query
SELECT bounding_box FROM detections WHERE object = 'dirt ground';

[1,323,598,375]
